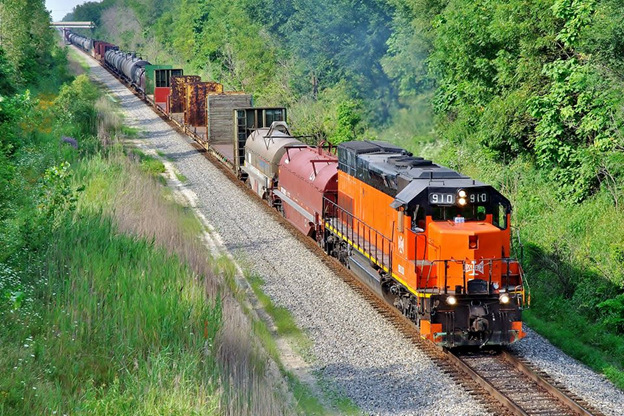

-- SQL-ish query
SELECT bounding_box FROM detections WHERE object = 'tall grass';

[0,73,296,413]
[71,149,294,414]
[0,152,294,414]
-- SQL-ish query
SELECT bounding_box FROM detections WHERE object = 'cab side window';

[493,203,507,229]
[476,206,487,221]
[411,205,426,231]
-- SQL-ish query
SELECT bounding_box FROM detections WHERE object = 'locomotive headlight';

[500,293,510,304]
[446,296,457,306]
[458,197,467,206]
[458,190,467,198]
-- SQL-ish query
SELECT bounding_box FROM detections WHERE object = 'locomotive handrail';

[420,258,526,303]
[322,197,393,271]
[512,227,531,308]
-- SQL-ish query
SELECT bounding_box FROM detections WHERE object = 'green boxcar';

[145,65,183,96]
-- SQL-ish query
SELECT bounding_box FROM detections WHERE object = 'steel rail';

[445,350,529,415]
[500,351,596,416]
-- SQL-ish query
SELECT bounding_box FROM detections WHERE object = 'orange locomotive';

[322,142,527,347]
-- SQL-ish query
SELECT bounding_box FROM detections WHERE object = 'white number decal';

[432,194,438,203]
[469,193,488,203]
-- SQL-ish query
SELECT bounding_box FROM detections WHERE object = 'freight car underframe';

[320,198,525,348]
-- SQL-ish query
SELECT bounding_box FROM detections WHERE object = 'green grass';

[66,47,90,73]
[0,140,222,413]
[141,158,166,176]
[175,171,188,183]
[0,144,298,413]
[1,78,292,414]
[156,150,173,161]
[0,205,222,414]
[128,148,166,178]
[248,274,310,345]
[524,304,624,390]
[120,125,140,138]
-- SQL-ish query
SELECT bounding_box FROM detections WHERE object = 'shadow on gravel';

[158,149,202,161]
[143,129,184,140]
[318,361,469,414]
[226,238,283,254]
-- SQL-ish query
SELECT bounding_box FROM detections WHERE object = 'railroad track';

[449,349,606,416]
[76,45,608,416]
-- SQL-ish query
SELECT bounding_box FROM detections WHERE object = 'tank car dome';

[245,122,302,179]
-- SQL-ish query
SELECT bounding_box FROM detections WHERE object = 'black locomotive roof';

[339,140,406,155]
[337,141,509,210]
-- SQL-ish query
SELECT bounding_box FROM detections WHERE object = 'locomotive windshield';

[432,205,487,221]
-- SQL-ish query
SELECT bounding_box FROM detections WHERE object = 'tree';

[0,0,56,85]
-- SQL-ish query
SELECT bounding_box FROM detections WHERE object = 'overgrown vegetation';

[0,3,301,412]
[67,0,624,388]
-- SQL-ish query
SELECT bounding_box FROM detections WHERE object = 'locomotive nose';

[426,220,506,285]
[428,221,503,261]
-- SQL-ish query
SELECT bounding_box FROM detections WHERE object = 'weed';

[245,272,360,414]
[120,125,139,138]
[175,171,188,182]
[156,150,172,161]
[66,47,90,74]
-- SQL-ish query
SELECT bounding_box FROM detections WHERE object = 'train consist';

[66,31,529,348]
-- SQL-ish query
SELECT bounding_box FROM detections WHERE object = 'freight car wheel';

[274,200,285,217]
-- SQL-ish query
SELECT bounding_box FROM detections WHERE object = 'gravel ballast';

[77,48,623,415]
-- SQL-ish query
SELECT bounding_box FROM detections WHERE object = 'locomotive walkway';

[69,45,624,415]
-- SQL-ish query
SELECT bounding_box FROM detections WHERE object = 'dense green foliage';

[0,0,62,86]
[67,0,624,387]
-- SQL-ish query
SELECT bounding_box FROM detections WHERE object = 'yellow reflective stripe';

[325,224,389,270]
[325,223,429,298]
